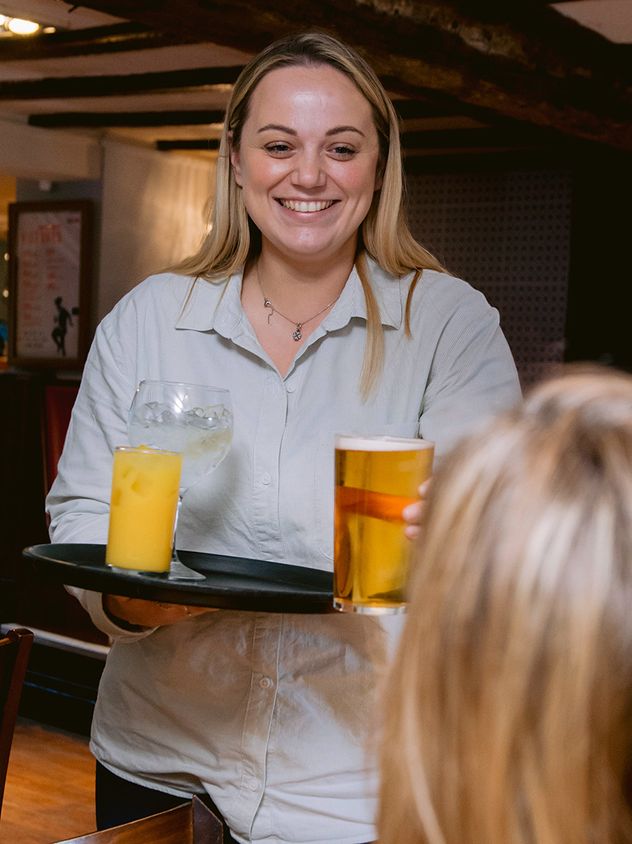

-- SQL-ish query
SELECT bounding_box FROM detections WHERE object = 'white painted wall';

[0,117,101,181]
[97,140,215,319]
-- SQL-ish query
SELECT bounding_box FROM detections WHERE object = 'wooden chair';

[0,627,34,818]
[55,795,224,843]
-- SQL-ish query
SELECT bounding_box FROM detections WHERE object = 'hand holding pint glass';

[333,435,434,614]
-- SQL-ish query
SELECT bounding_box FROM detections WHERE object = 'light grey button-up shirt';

[47,260,520,844]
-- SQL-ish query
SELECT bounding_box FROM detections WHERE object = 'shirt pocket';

[377,421,420,438]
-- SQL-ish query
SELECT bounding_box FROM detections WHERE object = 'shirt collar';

[174,257,404,336]
[175,271,244,337]
[323,258,403,332]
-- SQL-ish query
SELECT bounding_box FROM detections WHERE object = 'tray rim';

[23,543,334,614]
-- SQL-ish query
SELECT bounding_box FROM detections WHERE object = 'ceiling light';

[42,25,56,33]
[6,17,40,35]
[0,14,8,25]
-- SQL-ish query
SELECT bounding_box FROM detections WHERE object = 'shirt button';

[261,472,272,485]
[286,383,296,393]
[259,676,273,689]
[245,777,258,791]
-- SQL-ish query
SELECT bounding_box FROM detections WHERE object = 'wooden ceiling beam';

[0,67,244,100]
[28,109,226,128]
[156,139,220,151]
[74,0,631,151]
[27,103,488,130]
[403,126,559,150]
[0,22,192,61]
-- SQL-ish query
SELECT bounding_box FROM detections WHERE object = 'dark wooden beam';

[0,67,244,100]
[28,110,225,128]
[402,126,554,150]
[392,99,466,120]
[74,0,632,151]
[0,22,192,61]
[156,139,220,151]
[28,107,481,131]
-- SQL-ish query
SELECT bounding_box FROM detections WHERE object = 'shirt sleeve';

[47,297,155,641]
[418,283,522,457]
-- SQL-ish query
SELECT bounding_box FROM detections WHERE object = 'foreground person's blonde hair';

[379,366,632,844]
[176,31,444,394]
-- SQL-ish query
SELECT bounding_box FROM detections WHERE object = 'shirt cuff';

[83,590,157,642]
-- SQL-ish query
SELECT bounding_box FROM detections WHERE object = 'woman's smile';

[276,198,338,213]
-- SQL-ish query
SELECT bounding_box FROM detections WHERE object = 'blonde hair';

[379,365,632,844]
[173,31,444,394]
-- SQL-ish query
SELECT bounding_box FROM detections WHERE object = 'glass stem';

[171,494,183,562]
[167,496,204,580]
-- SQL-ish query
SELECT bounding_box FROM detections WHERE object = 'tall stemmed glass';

[128,380,233,580]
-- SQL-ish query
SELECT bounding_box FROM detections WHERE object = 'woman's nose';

[291,151,326,188]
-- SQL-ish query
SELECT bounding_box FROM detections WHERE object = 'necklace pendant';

[292,325,303,342]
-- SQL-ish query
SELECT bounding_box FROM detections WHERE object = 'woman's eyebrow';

[257,124,296,134]
[326,125,365,137]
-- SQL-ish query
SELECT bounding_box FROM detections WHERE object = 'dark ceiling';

[0,0,630,159]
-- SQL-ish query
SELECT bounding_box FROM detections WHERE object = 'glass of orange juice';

[106,445,182,574]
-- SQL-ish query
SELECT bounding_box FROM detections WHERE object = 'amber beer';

[333,435,434,614]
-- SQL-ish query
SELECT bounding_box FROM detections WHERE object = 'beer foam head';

[335,435,434,452]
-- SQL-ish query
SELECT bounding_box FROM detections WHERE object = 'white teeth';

[280,199,334,212]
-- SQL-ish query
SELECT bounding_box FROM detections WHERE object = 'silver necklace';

[255,265,341,342]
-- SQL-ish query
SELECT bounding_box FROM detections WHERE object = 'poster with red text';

[9,201,91,368]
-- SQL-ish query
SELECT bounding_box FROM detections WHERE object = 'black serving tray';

[23,544,334,614]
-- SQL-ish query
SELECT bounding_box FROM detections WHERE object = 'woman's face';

[230,64,381,267]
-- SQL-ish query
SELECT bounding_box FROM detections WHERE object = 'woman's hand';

[402,479,431,541]
[103,594,216,629]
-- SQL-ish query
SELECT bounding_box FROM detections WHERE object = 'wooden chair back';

[0,627,34,818]
[56,795,224,843]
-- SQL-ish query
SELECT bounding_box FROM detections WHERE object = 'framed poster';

[8,200,93,368]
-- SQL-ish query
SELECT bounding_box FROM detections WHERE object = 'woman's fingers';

[418,479,431,498]
[402,499,423,526]
[402,479,432,540]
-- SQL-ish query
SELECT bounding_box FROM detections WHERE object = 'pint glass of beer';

[333,435,434,614]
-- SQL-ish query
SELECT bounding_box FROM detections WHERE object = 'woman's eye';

[264,142,292,155]
[330,145,356,159]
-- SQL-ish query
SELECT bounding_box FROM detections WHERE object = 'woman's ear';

[229,132,243,187]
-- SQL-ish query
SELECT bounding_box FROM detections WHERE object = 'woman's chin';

[261,233,358,266]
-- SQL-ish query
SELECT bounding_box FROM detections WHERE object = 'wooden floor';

[0,719,95,844]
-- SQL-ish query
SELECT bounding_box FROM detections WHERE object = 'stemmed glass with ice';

[127,380,233,580]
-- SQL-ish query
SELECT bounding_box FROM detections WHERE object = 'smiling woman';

[232,64,382,368]
[46,31,521,844]
[175,30,449,390]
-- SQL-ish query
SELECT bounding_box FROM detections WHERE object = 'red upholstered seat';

[43,383,79,491]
